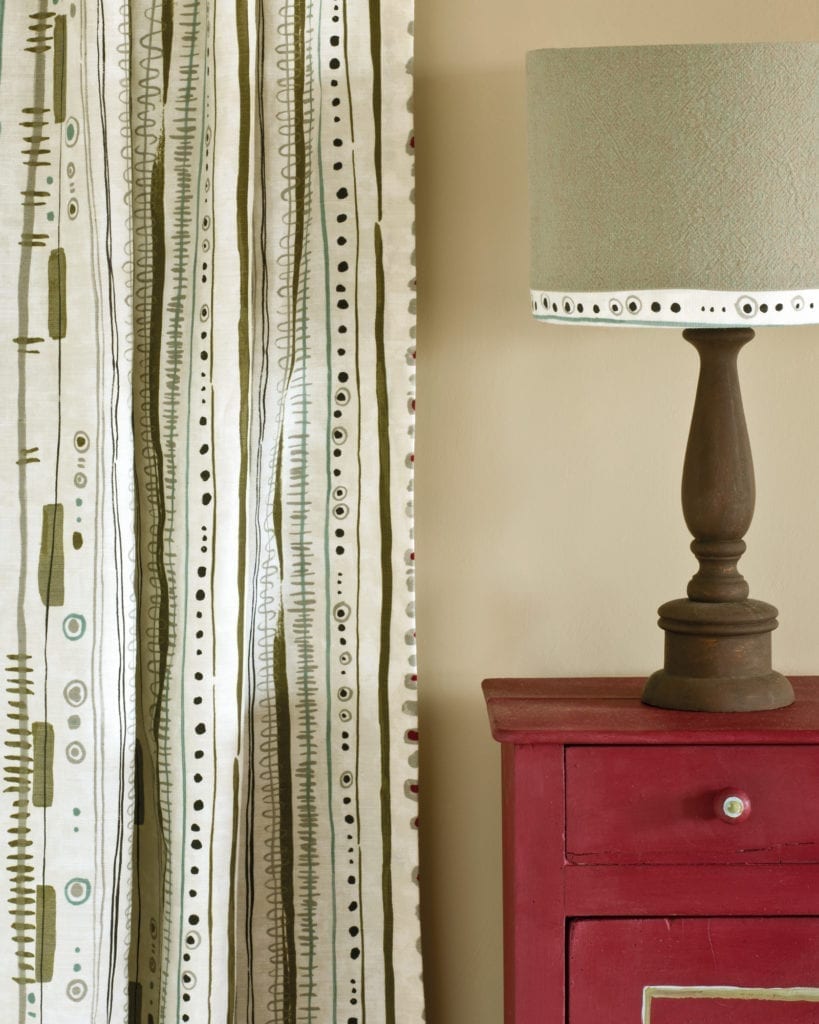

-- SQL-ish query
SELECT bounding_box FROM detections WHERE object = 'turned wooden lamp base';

[647,606,794,712]
[643,596,794,711]
[641,328,795,713]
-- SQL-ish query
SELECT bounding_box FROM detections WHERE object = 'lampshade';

[526,43,819,328]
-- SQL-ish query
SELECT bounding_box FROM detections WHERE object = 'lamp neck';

[681,327,756,603]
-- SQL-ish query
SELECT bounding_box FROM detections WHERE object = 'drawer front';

[569,918,819,1023]
[566,745,819,864]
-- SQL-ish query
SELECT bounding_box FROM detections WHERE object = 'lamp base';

[642,597,795,712]
[643,670,794,712]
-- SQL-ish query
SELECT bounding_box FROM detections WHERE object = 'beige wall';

[415,3,819,1022]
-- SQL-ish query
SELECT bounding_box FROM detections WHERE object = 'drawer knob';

[714,789,751,823]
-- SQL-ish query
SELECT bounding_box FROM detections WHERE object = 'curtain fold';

[0,1,420,1021]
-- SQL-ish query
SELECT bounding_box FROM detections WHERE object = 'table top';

[483,677,819,745]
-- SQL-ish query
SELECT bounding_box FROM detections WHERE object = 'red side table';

[483,677,819,1023]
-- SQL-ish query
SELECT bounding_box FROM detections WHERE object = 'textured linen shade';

[526,43,819,329]
[526,42,819,712]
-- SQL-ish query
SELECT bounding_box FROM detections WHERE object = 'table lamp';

[526,42,818,712]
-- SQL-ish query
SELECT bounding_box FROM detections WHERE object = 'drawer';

[566,745,819,865]
[569,918,819,1023]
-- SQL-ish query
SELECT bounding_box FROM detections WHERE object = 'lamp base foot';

[642,668,794,712]
[642,596,794,712]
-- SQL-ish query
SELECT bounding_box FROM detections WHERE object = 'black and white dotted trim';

[530,289,819,328]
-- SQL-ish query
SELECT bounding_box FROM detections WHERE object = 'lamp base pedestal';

[642,597,794,712]
[640,327,794,712]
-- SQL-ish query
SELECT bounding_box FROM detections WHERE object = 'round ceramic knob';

[714,789,751,823]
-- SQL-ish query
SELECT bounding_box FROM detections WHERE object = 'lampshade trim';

[530,288,819,329]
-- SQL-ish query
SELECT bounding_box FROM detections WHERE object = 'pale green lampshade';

[526,43,818,327]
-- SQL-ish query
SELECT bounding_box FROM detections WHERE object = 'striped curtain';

[0,2,421,1022]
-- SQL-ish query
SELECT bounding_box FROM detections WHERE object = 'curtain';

[0,2,421,1022]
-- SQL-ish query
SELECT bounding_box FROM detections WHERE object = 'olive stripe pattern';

[0,1,421,1022]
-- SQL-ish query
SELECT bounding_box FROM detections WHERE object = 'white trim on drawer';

[643,985,819,1022]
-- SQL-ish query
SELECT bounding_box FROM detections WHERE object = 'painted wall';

[414,2,819,1022]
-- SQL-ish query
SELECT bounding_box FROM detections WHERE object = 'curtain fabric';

[0,2,420,1022]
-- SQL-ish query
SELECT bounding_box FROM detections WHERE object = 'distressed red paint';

[484,677,819,1023]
